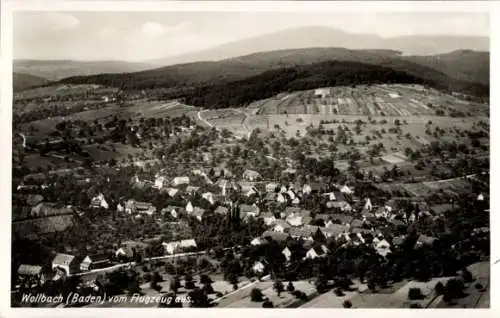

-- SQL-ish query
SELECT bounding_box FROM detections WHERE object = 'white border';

[0,1,496,318]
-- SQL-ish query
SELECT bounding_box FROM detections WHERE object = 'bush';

[474,283,484,291]
[262,300,274,308]
[462,269,474,283]
[250,288,263,302]
[408,288,424,300]
[287,281,295,292]
[343,300,352,308]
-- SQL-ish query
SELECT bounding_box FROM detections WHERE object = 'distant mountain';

[161,60,488,109]
[13,60,156,81]
[404,50,490,85]
[150,26,489,66]
[13,73,51,92]
[59,47,489,94]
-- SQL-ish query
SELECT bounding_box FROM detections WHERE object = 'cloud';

[140,21,191,37]
[15,12,80,33]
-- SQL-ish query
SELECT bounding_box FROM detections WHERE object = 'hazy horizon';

[14,11,490,62]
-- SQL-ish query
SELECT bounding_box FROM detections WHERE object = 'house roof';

[52,253,75,266]
[289,225,319,238]
[350,219,364,228]
[192,207,205,217]
[162,205,184,213]
[418,235,437,245]
[274,219,291,229]
[18,264,42,276]
[261,231,289,242]
[135,201,154,209]
[26,194,44,206]
[313,244,329,255]
[321,224,347,237]
[83,254,109,263]
[328,214,354,224]
[214,206,229,214]
[240,204,259,213]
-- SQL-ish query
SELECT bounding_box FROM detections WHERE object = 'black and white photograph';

[3,0,493,311]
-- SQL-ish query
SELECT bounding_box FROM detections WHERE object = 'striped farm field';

[244,84,487,117]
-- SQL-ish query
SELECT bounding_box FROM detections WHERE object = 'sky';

[13,11,490,61]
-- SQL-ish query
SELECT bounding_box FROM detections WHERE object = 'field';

[223,280,317,308]
[14,84,119,100]
[247,84,487,117]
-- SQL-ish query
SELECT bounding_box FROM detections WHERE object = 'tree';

[188,288,211,308]
[170,276,181,293]
[250,288,264,302]
[127,281,141,296]
[262,300,274,308]
[434,281,445,295]
[286,281,295,292]
[273,279,284,297]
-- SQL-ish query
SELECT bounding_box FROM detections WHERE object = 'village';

[11,109,490,308]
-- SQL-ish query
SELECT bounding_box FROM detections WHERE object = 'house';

[242,169,262,181]
[287,189,297,200]
[26,194,44,207]
[292,197,300,205]
[282,247,292,262]
[186,186,200,194]
[135,202,157,216]
[246,187,259,197]
[286,214,306,227]
[340,185,354,195]
[172,176,190,186]
[417,235,436,247]
[477,193,485,201]
[302,184,312,195]
[374,239,391,257]
[153,176,166,190]
[282,168,297,176]
[314,88,331,98]
[202,192,215,205]
[251,237,266,246]
[305,245,329,259]
[192,207,206,221]
[166,188,179,197]
[214,206,229,215]
[266,183,279,193]
[52,253,79,276]
[262,230,289,243]
[326,201,352,212]
[240,204,260,217]
[162,239,197,255]
[17,264,44,283]
[261,212,277,226]
[325,191,346,202]
[90,193,109,209]
[288,226,319,241]
[350,218,364,228]
[327,214,353,226]
[80,254,110,271]
[252,261,266,274]
[186,201,194,214]
[321,224,347,238]
[116,240,148,260]
[364,198,373,211]
[277,193,287,204]
[161,206,184,218]
[273,220,291,233]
